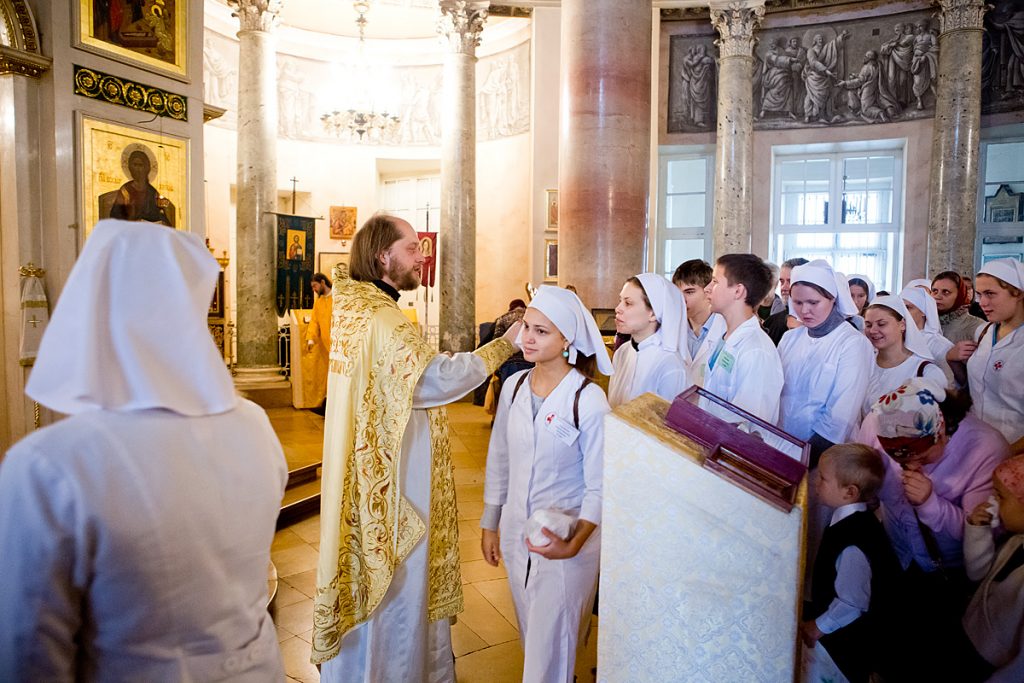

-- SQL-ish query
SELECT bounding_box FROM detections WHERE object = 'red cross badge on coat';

[994,361,1004,371]
[545,412,556,424]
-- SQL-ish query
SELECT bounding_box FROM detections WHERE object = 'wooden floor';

[267,401,599,683]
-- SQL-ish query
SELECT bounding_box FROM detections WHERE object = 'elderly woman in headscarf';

[608,273,690,408]
[480,285,612,683]
[0,220,288,680]
[932,270,985,344]
[901,283,955,383]
[856,376,1008,681]
[778,259,875,466]
[861,294,947,416]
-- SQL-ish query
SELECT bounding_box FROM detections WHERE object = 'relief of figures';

[667,35,718,133]
[982,1,1024,115]
[749,10,939,130]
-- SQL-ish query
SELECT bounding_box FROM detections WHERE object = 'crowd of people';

[0,214,1021,683]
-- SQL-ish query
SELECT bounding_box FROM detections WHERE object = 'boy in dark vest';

[800,443,902,683]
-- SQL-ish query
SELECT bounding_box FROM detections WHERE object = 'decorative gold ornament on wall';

[73,65,188,121]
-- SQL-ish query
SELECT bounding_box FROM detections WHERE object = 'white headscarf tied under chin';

[868,295,934,360]
[523,285,614,376]
[789,259,861,318]
[26,219,237,416]
[635,273,690,362]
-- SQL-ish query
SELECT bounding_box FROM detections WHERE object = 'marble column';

[438,1,487,353]
[230,0,281,375]
[559,0,651,308]
[926,0,989,276]
[709,0,764,257]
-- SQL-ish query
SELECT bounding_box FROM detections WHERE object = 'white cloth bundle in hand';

[525,509,576,547]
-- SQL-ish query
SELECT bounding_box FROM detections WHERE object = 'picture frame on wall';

[208,271,225,317]
[78,113,189,240]
[985,184,1021,224]
[319,251,351,282]
[329,206,358,240]
[546,189,558,230]
[544,239,558,281]
[75,0,188,81]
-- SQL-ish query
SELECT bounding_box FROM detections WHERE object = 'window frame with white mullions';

[769,142,905,294]
[655,148,715,277]
[976,135,1024,269]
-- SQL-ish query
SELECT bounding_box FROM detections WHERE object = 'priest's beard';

[387,261,422,291]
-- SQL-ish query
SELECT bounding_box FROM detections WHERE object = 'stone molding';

[710,2,766,59]
[227,0,283,33]
[935,0,991,35]
[438,1,489,56]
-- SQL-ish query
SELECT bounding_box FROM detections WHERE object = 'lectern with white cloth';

[598,388,810,682]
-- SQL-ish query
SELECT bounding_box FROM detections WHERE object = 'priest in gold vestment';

[312,215,519,682]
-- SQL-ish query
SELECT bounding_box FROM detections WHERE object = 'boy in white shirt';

[701,254,784,424]
[673,259,726,388]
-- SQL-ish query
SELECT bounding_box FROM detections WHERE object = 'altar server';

[608,274,689,407]
[701,254,784,425]
[901,284,955,383]
[968,259,1024,454]
[0,220,288,681]
[862,295,946,415]
[481,285,612,683]
[779,259,874,466]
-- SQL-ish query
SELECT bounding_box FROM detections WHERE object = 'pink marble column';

[558,0,651,308]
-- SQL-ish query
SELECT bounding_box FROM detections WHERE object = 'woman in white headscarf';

[901,284,955,383]
[778,259,875,466]
[481,285,612,683]
[861,295,947,415]
[847,274,876,315]
[608,273,690,407]
[0,220,288,681]
[967,258,1024,454]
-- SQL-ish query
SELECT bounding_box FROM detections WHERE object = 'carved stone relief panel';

[476,40,531,141]
[982,0,1024,115]
[667,8,943,132]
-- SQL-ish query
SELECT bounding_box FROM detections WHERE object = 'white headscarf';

[788,259,860,318]
[867,295,934,360]
[524,285,614,376]
[979,258,1024,290]
[26,220,237,416]
[904,278,932,291]
[847,274,876,303]
[900,285,942,336]
[635,273,690,362]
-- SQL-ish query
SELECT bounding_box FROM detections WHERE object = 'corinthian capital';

[936,0,991,34]
[228,0,283,33]
[709,1,765,59]
[438,1,489,56]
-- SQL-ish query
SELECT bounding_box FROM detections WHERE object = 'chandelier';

[320,1,401,144]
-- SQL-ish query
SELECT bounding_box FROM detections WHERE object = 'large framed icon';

[78,113,189,239]
[75,0,188,81]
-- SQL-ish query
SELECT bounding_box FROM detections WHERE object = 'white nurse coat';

[484,369,609,683]
[686,313,728,389]
[701,315,784,425]
[608,331,689,407]
[967,323,1024,445]
[779,322,874,444]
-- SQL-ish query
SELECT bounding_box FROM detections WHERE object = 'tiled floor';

[270,401,598,683]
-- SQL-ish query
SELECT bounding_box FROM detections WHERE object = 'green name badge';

[719,350,735,372]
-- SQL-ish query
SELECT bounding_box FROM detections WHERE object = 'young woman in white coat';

[862,295,947,415]
[901,284,955,383]
[481,285,612,683]
[967,258,1024,455]
[608,273,690,407]
[778,260,875,467]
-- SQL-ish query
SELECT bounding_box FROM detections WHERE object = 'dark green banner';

[276,214,316,317]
